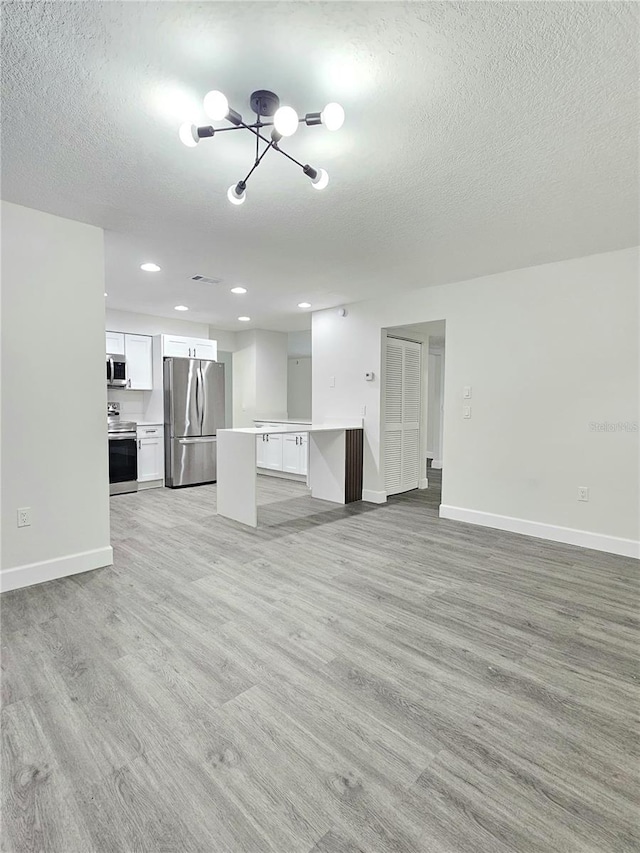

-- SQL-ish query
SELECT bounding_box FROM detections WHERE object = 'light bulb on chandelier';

[204,90,229,120]
[179,122,199,148]
[273,106,299,137]
[321,103,345,131]
[311,169,329,190]
[227,182,246,205]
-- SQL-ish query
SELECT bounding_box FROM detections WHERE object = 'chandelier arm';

[272,144,305,170]
[255,113,260,164]
[242,139,277,186]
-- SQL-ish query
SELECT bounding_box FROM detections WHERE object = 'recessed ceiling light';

[298,302,312,308]
[141,262,161,272]
[238,316,251,322]
[174,305,189,311]
[231,286,247,294]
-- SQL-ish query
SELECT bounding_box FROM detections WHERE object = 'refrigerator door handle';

[199,363,205,433]
[194,362,201,432]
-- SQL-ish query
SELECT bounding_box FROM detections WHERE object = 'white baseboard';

[362,489,387,504]
[439,505,639,559]
[257,469,306,482]
[0,546,114,593]
[138,479,163,491]
[418,478,429,489]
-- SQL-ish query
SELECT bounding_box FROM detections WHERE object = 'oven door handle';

[109,433,137,441]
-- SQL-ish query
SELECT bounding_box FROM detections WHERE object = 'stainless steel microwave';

[107,353,128,387]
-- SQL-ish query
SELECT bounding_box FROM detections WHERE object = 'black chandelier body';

[179,89,344,204]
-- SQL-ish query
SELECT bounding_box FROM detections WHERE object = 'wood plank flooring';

[2,473,639,852]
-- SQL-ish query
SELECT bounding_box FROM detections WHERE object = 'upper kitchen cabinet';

[106,331,125,354]
[160,335,217,361]
[106,330,153,390]
[191,338,217,361]
[125,334,153,390]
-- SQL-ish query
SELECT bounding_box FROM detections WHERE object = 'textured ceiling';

[2,2,638,331]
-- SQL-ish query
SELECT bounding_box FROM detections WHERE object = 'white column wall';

[1,202,112,589]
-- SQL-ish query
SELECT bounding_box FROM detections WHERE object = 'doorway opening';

[382,320,446,505]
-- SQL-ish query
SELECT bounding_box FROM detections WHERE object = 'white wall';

[256,331,288,419]
[288,330,312,358]
[232,331,257,427]
[209,326,237,353]
[106,308,210,339]
[287,358,312,419]
[232,330,288,426]
[313,247,639,556]
[1,202,112,590]
[426,341,445,467]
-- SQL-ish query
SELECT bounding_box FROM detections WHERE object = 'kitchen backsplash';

[107,389,147,421]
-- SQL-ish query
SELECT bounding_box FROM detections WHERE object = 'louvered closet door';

[384,338,421,496]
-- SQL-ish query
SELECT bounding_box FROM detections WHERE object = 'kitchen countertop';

[253,418,312,425]
[224,421,362,435]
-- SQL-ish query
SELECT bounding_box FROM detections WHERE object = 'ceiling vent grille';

[190,274,222,285]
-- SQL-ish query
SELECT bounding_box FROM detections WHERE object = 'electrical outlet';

[577,487,589,502]
[17,507,31,528]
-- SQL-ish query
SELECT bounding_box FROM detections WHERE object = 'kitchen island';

[217,421,363,528]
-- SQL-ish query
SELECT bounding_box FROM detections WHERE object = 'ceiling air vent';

[190,274,222,286]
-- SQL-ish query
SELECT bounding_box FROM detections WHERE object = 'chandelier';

[179,89,345,205]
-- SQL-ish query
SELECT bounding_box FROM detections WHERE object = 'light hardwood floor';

[2,474,639,852]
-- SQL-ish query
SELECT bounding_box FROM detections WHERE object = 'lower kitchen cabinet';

[283,433,308,475]
[137,425,164,486]
[264,433,283,471]
[257,430,307,476]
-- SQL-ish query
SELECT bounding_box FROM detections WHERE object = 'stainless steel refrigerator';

[164,358,225,487]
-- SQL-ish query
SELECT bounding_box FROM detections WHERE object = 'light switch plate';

[463,406,471,419]
[329,376,335,388]
[463,386,472,399]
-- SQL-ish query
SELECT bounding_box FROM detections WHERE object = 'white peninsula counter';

[217,421,363,528]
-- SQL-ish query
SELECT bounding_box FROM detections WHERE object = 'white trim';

[431,459,443,469]
[138,479,163,491]
[257,469,306,482]
[439,505,639,559]
[418,478,429,489]
[0,546,113,593]
[362,489,387,504]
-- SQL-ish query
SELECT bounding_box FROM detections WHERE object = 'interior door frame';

[382,334,424,496]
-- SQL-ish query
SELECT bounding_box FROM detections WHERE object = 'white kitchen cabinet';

[283,434,301,473]
[257,428,307,476]
[137,425,164,484]
[162,336,193,359]
[161,335,217,361]
[283,433,308,475]
[256,434,267,467]
[263,433,283,471]
[298,433,308,476]
[191,339,217,361]
[124,334,153,390]
[106,331,125,354]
